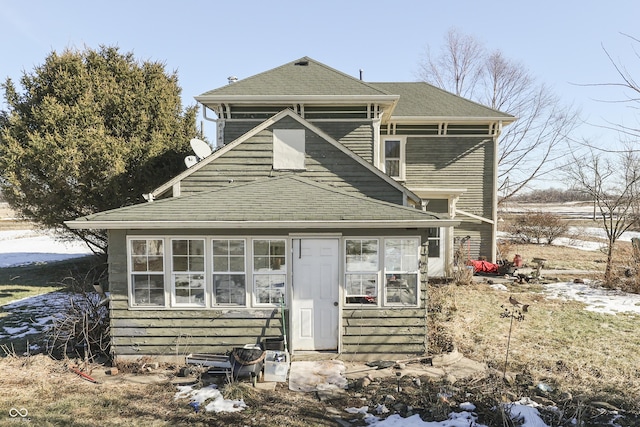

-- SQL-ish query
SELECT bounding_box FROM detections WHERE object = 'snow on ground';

[0,229,93,267]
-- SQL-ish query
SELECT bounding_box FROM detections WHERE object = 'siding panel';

[405,136,495,259]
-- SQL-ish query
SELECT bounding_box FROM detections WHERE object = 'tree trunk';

[604,239,615,285]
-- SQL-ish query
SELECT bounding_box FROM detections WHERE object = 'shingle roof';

[371,82,513,119]
[195,57,513,121]
[198,57,391,97]
[67,175,453,229]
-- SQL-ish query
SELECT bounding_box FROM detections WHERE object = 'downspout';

[491,122,503,263]
[372,108,382,169]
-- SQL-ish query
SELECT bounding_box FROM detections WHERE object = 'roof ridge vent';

[294,60,309,66]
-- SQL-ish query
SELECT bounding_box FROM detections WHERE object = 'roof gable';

[152,109,420,203]
[197,57,391,98]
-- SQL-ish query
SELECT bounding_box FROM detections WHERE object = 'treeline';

[505,188,589,203]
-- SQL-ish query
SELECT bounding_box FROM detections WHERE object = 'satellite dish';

[190,138,212,160]
[184,155,198,168]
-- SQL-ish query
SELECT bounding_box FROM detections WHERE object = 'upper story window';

[382,137,406,180]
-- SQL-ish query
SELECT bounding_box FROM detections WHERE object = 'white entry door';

[291,238,339,351]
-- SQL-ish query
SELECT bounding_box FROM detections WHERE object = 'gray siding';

[405,136,494,259]
[181,116,402,204]
[107,228,430,361]
[341,287,428,356]
[311,121,374,162]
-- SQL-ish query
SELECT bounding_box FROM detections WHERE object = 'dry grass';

[429,281,640,411]
[498,239,634,275]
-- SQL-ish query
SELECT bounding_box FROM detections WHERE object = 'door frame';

[288,235,341,354]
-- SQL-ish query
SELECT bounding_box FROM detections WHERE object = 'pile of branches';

[47,290,110,361]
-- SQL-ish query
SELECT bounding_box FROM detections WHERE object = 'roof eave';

[65,219,460,230]
[194,95,399,106]
[389,116,517,124]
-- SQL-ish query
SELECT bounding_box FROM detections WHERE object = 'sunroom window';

[253,239,286,305]
[384,238,419,305]
[171,239,205,306]
[345,239,379,304]
[212,239,246,305]
[130,239,165,306]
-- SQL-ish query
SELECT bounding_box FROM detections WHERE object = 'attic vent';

[294,60,309,66]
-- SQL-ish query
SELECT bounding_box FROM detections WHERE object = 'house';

[66,57,514,362]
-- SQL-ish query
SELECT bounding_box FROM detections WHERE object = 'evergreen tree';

[0,46,199,252]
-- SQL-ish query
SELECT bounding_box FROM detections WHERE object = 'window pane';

[385,140,400,157]
[253,240,286,272]
[147,256,164,271]
[130,239,165,307]
[229,256,244,272]
[428,240,440,258]
[213,257,229,271]
[385,273,417,304]
[214,274,246,305]
[132,274,165,306]
[173,257,188,271]
[254,240,269,256]
[173,273,205,306]
[212,240,246,306]
[345,274,377,304]
[189,256,205,271]
[132,256,148,272]
[213,240,229,255]
[190,240,204,255]
[132,240,147,255]
[428,228,440,238]
[254,274,286,304]
[172,240,188,255]
[229,240,244,255]
[346,239,378,272]
[385,159,400,177]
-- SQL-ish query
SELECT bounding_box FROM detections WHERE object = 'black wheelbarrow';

[230,345,265,386]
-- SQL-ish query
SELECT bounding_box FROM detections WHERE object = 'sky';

[2,1,640,187]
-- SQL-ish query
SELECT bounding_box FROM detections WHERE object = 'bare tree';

[418,28,580,202]
[591,33,640,139]
[566,148,640,283]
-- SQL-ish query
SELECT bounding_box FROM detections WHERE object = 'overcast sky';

[2,0,640,187]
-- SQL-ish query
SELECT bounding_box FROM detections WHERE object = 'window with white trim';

[253,239,286,305]
[345,239,379,304]
[384,238,419,305]
[382,137,405,180]
[212,239,246,306]
[427,228,441,259]
[171,239,205,306]
[130,238,165,306]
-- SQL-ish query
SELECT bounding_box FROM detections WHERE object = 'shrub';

[508,211,569,244]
